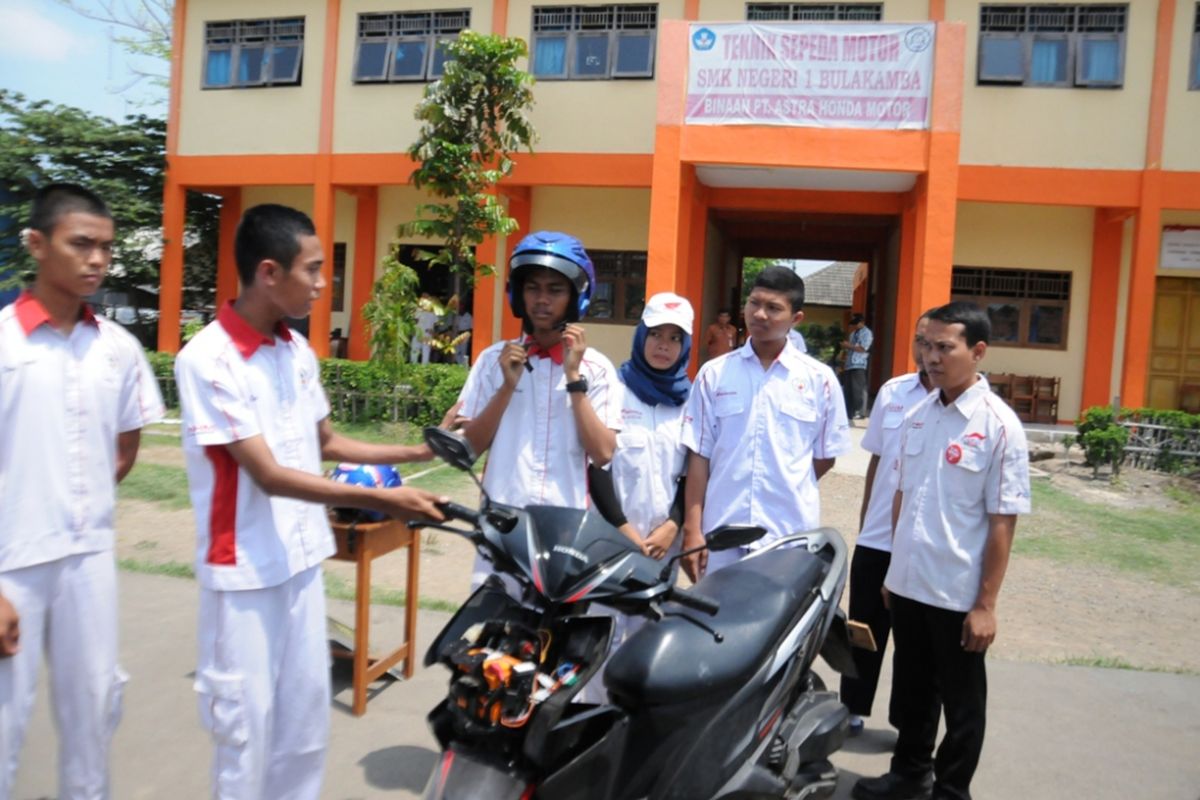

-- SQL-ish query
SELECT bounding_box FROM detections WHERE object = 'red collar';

[217,301,293,359]
[524,337,564,365]
[14,291,97,336]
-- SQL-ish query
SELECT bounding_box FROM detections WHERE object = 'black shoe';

[852,772,934,800]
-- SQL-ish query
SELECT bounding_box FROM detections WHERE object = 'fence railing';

[1121,420,1200,472]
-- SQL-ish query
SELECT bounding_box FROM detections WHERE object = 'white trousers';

[196,565,330,800]
[0,551,125,800]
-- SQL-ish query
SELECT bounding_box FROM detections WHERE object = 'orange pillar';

[1120,175,1161,409]
[891,195,919,376]
[157,177,186,353]
[215,189,241,308]
[499,187,531,343]
[685,182,708,376]
[1080,209,1127,411]
[309,174,335,357]
[646,127,690,296]
[347,187,378,361]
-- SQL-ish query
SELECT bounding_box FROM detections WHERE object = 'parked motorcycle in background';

[412,427,856,800]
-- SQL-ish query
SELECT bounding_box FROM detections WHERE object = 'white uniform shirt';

[885,376,1032,612]
[788,328,808,354]
[0,293,164,571]
[682,340,851,547]
[610,388,687,537]
[459,340,622,508]
[857,372,932,552]
[175,303,334,592]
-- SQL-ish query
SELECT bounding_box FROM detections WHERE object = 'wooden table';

[329,517,420,716]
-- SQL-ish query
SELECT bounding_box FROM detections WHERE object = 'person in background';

[842,313,874,420]
[840,311,933,737]
[703,308,738,361]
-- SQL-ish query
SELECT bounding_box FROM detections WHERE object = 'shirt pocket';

[899,430,926,492]
[713,394,744,418]
[780,397,818,424]
[946,445,988,506]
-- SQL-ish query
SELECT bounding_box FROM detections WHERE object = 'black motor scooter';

[413,427,856,800]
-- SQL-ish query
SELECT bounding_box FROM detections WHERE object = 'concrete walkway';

[15,570,1200,799]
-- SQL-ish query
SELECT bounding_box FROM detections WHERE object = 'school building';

[157,0,1200,421]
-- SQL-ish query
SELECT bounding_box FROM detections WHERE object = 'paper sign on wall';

[685,22,936,129]
[1161,227,1200,270]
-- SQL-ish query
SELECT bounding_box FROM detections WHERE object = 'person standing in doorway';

[703,308,738,361]
[842,313,873,420]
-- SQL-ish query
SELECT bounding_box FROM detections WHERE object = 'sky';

[0,0,167,120]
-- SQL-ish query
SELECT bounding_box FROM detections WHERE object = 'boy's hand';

[500,342,528,389]
[378,487,448,523]
[0,594,20,657]
[562,324,587,380]
[680,525,707,582]
[643,520,679,560]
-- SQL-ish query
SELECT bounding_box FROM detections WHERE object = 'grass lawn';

[118,462,192,510]
[1015,479,1200,590]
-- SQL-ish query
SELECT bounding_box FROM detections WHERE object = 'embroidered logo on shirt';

[963,432,987,447]
[945,443,963,464]
[887,403,904,412]
[793,380,806,393]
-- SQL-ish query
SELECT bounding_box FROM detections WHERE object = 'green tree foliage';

[1076,406,1129,480]
[0,90,218,307]
[365,31,536,373]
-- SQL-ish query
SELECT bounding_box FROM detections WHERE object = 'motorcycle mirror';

[423,426,487,498]
[705,525,767,551]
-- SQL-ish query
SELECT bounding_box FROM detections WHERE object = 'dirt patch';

[116,442,1200,673]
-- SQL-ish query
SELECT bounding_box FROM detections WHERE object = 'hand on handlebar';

[378,487,447,523]
[681,524,707,583]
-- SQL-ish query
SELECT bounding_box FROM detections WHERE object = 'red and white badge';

[945,443,963,464]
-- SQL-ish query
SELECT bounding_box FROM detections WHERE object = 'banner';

[685,23,936,129]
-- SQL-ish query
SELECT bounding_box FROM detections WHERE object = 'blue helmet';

[506,231,595,323]
[329,463,402,523]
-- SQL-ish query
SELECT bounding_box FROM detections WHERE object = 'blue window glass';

[1030,38,1067,83]
[533,35,567,76]
[355,41,389,80]
[574,35,609,77]
[430,40,452,76]
[615,35,652,74]
[1080,38,1119,82]
[205,49,231,86]
[238,45,265,84]
[392,40,427,78]
[270,44,301,81]
[979,38,1023,80]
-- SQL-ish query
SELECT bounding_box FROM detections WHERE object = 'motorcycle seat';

[604,547,827,705]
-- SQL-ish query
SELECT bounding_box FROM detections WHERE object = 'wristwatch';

[565,377,589,394]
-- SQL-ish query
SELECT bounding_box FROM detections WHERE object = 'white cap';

[641,292,694,336]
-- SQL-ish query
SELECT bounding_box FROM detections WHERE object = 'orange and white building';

[158,0,1200,420]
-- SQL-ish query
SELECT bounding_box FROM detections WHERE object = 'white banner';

[685,23,936,129]
[1161,227,1200,270]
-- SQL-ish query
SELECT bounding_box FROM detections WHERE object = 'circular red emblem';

[945,443,963,464]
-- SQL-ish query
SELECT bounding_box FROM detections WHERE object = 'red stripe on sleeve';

[204,445,239,565]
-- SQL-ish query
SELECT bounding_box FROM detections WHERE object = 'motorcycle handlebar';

[435,501,481,527]
[666,586,720,616]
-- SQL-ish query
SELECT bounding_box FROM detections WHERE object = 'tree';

[364,31,536,370]
[0,90,218,308]
[56,0,172,94]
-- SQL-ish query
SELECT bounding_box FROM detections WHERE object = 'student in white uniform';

[456,231,622,588]
[854,301,1031,800]
[840,311,933,737]
[681,266,851,580]
[0,184,164,799]
[174,204,445,800]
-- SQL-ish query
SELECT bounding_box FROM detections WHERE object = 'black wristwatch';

[565,377,589,394]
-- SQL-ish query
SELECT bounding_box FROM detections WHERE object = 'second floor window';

[978,4,1127,88]
[745,3,882,21]
[204,18,304,89]
[532,5,657,80]
[353,10,470,83]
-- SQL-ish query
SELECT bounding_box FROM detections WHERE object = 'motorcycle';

[413,426,856,800]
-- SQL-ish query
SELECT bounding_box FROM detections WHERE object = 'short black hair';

[717,307,732,316]
[751,266,805,312]
[850,313,865,325]
[29,183,111,235]
[234,204,316,286]
[926,301,990,347]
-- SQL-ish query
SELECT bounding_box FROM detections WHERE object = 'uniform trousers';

[889,592,987,800]
[839,545,892,718]
[0,550,124,800]
[844,368,868,418]
[196,564,330,800]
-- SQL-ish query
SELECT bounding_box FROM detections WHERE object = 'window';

[531,5,657,80]
[977,5,1126,88]
[204,18,304,88]
[331,243,347,312]
[951,267,1071,349]
[745,3,882,21]
[353,10,470,83]
[1190,3,1200,90]
[586,251,647,323]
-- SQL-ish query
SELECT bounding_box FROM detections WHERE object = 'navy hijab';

[618,322,692,407]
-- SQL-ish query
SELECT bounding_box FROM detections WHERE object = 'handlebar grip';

[667,587,720,616]
[436,501,481,527]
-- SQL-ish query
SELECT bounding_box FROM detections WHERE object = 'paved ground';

[15,570,1200,800]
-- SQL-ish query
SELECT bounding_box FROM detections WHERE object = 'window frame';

[351,10,470,84]
[202,17,305,90]
[584,250,648,325]
[531,5,658,81]
[951,266,1072,351]
[744,3,883,22]
[976,4,1128,89]
[1189,4,1200,91]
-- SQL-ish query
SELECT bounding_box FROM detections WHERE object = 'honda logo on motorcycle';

[553,544,590,564]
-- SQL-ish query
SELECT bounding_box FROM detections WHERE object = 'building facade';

[159,0,1200,420]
